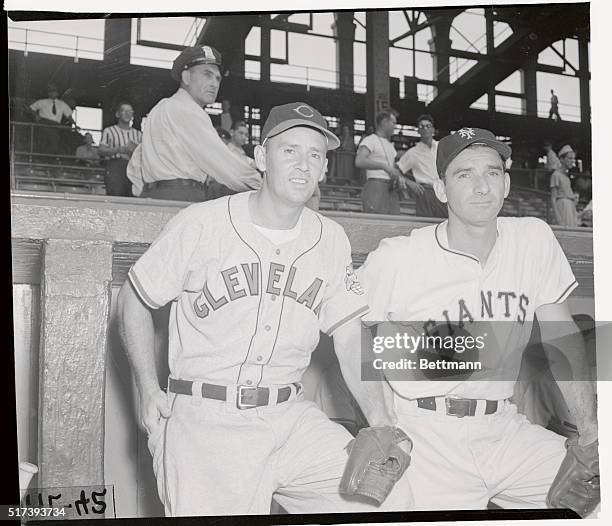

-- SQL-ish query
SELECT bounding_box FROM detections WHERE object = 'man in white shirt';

[397,114,447,218]
[127,45,261,201]
[355,110,415,214]
[99,101,143,196]
[29,83,75,154]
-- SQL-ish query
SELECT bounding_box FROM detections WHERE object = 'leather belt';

[416,396,502,418]
[144,179,206,191]
[168,378,301,410]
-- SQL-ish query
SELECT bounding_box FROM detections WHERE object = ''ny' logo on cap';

[293,105,315,118]
[458,128,475,139]
[201,46,214,60]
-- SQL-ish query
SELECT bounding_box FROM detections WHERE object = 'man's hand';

[126,140,139,154]
[406,180,425,197]
[140,387,172,435]
[386,165,404,180]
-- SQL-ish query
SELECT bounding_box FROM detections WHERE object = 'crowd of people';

[23,50,590,226]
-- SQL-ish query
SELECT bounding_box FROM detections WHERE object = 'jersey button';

[275,249,281,255]
[270,295,277,301]
[246,380,253,385]
[256,355,263,361]
[264,325,271,331]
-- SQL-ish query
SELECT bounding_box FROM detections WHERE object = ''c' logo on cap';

[293,105,315,118]
[201,46,214,60]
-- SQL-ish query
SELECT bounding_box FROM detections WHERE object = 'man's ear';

[318,158,328,183]
[254,145,266,173]
[433,178,448,203]
[180,69,191,87]
[503,172,511,198]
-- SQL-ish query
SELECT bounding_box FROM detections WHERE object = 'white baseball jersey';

[357,216,577,400]
[129,190,368,386]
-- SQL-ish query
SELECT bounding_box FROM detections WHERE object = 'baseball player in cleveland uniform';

[355,128,598,510]
[117,102,411,516]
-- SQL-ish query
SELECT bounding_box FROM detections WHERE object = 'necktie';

[52,100,57,115]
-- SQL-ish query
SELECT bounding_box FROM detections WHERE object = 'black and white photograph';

[7,0,611,524]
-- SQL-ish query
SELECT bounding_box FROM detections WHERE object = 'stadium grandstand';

[9,7,592,220]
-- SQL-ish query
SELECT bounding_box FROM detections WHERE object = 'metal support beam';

[260,15,271,83]
[522,55,538,117]
[429,18,453,96]
[365,12,390,127]
[333,12,356,128]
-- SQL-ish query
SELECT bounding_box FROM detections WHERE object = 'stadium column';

[522,56,538,118]
[365,11,390,128]
[577,28,591,171]
[38,239,112,490]
[333,12,356,127]
[102,18,132,128]
[429,19,452,93]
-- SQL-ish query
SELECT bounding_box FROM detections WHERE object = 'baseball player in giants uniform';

[117,102,411,516]
[355,128,598,510]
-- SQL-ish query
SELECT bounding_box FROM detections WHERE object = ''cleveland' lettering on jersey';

[192,261,324,318]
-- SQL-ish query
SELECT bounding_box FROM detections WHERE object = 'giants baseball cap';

[171,45,225,81]
[436,127,512,177]
[261,102,340,150]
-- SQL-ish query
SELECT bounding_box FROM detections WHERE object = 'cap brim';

[264,119,340,150]
[440,138,512,177]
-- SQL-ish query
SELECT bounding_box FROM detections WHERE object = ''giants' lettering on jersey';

[192,262,324,318]
[429,289,530,325]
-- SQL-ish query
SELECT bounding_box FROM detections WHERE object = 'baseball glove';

[547,436,600,518]
[340,426,412,505]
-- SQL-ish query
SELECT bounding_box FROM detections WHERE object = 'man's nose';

[473,174,490,195]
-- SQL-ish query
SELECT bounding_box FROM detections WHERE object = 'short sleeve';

[397,149,415,174]
[128,207,205,309]
[358,135,376,154]
[30,100,42,111]
[61,102,73,119]
[533,220,578,307]
[356,237,405,326]
[550,172,560,189]
[318,228,369,336]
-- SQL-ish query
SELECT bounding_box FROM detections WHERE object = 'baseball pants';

[416,186,448,219]
[104,159,132,197]
[393,397,566,510]
[361,179,400,215]
[147,390,414,516]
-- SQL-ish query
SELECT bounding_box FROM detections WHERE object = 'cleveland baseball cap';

[558,144,575,157]
[436,127,512,177]
[261,102,340,150]
[171,45,225,82]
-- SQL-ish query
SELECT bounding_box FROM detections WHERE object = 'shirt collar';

[434,219,501,265]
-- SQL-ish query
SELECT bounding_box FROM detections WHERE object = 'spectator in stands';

[208,121,257,199]
[29,83,76,154]
[550,144,579,227]
[219,99,233,132]
[396,114,447,218]
[98,102,143,197]
[126,46,260,201]
[227,121,256,169]
[549,89,561,121]
[355,109,406,214]
[75,132,100,165]
[579,200,593,228]
[543,141,561,171]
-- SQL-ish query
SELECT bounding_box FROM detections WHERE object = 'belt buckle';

[237,385,258,410]
[445,396,469,418]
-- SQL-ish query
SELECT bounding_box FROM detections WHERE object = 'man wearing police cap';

[127,45,261,201]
